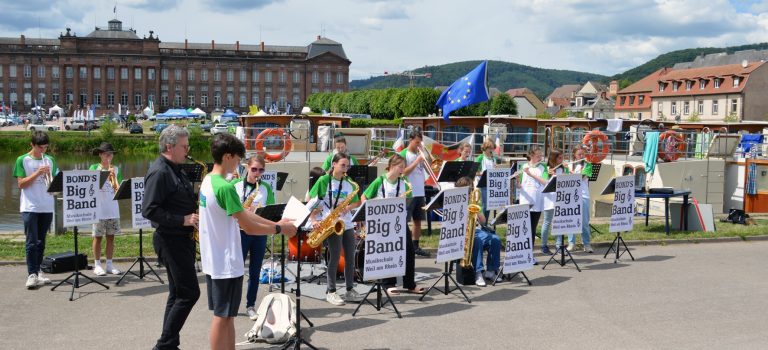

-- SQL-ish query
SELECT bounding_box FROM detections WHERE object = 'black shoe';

[414,247,431,257]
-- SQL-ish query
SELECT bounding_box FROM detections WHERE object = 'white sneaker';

[475,272,487,287]
[343,289,363,302]
[93,265,106,276]
[326,292,345,306]
[106,266,122,275]
[246,306,258,320]
[567,243,576,252]
[26,274,38,289]
[36,271,51,285]
[583,244,594,253]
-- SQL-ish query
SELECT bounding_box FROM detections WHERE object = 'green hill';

[611,42,768,86]
[350,60,605,100]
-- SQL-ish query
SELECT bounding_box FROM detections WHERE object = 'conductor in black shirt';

[143,125,200,350]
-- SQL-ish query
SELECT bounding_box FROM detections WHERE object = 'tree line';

[305,88,518,119]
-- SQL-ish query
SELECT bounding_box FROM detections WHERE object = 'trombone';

[418,145,441,189]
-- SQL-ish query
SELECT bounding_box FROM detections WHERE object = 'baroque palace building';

[0,19,350,115]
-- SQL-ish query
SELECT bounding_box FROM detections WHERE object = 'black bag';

[41,252,88,274]
[455,261,476,286]
[721,209,749,225]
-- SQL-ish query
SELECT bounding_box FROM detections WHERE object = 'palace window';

[148,68,156,80]
[38,66,45,78]
[135,68,142,80]
[121,68,128,80]
[107,67,115,80]
[93,67,100,79]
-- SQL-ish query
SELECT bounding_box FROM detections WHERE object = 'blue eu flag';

[436,61,489,120]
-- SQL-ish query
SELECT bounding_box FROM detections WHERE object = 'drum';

[288,236,321,264]
[324,248,346,277]
[355,236,366,282]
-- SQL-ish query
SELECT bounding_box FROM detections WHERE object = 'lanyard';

[380,175,400,198]
[242,180,259,202]
[327,177,343,209]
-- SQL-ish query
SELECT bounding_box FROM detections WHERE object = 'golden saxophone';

[460,187,482,269]
[186,155,208,242]
[243,180,261,212]
[307,177,359,248]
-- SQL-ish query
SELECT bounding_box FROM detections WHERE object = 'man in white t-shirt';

[13,131,57,289]
[199,133,296,350]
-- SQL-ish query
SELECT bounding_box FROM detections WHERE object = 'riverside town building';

[0,19,351,115]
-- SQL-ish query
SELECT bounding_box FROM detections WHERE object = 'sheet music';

[282,196,311,228]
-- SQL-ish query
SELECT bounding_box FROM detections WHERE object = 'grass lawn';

[0,218,764,261]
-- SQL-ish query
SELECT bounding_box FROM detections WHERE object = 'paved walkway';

[1,241,766,350]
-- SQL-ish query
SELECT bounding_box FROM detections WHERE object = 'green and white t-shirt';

[233,178,275,210]
[198,174,245,279]
[308,174,360,230]
[89,163,123,220]
[321,152,359,172]
[363,175,412,200]
[399,149,426,197]
[475,154,496,173]
[13,153,58,213]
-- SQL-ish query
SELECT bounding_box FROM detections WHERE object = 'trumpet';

[418,145,442,189]
[108,165,119,192]
[42,157,52,188]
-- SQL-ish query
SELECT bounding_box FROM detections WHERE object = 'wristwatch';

[274,224,281,234]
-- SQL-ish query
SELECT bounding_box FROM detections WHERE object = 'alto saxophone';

[460,187,482,269]
[243,180,261,212]
[307,177,359,248]
[186,155,208,242]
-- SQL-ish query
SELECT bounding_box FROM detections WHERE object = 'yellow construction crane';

[384,70,432,88]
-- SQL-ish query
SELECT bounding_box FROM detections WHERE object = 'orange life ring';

[581,130,610,164]
[254,128,291,162]
[658,130,685,162]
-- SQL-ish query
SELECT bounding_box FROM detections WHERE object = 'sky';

[2,0,768,81]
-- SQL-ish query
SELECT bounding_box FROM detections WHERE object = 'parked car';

[0,116,16,126]
[66,120,97,131]
[210,123,229,135]
[153,123,169,134]
[128,123,144,134]
[200,122,213,132]
[27,123,60,132]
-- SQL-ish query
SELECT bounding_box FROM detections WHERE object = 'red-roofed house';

[650,61,768,121]
[505,88,545,117]
[615,68,666,120]
[545,84,581,114]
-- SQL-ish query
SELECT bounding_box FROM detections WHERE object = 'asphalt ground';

[1,240,766,350]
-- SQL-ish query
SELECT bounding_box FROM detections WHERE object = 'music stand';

[489,208,531,286]
[350,204,402,318]
[275,172,289,191]
[264,172,288,290]
[600,178,635,263]
[442,161,479,183]
[113,179,163,285]
[347,165,377,188]
[419,189,471,304]
[587,163,603,235]
[256,204,315,331]
[540,176,582,272]
[49,171,111,300]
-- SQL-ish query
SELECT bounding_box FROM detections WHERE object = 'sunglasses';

[250,167,265,173]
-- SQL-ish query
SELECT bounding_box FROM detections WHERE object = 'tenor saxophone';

[460,187,482,269]
[306,178,359,248]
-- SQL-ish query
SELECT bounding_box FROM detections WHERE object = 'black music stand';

[49,171,111,300]
[489,207,532,286]
[600,178,635,263]
[113,179,163,285]
[350,203,402,318]
[424,161,478,238]
[256,204,315,332]
[261,172,289,273]
[275,172,289,190]
[540,176,582,272]
[419,189,471,304]
[587,163,602,235]
[347,165,377,188]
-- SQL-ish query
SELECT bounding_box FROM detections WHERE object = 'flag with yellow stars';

[436,61,489,120]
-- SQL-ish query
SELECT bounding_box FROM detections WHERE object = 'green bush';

[99,119,117,139]
[350,118,403,128]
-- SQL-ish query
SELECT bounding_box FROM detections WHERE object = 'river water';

[0,153,160,232]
